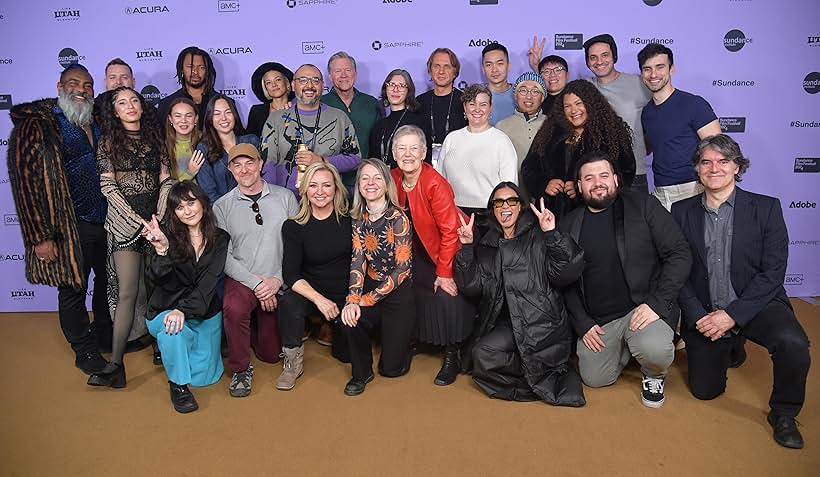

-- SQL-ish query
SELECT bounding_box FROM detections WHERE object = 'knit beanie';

[513,71,547,95]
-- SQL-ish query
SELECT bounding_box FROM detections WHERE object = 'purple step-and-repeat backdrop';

[0,0,818,311]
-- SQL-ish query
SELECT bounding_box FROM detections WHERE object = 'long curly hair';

[200,94,245,164]
[161,181,220,262]
[530,79,632,164]
[99,86,164,161]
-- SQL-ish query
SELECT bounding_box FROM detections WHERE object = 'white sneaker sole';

[641,395,665,408]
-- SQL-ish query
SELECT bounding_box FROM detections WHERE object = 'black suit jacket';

[559,190,692,336]
[671,187,792,329]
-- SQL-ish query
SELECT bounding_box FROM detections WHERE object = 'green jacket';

[321,88,383,160]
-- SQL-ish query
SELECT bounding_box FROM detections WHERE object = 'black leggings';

[110,250,143,364]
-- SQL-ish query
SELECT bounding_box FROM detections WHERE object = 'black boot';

[434,345,461,386]
[152,341,162,366]
[75,351,107,375]
[87,362,126,388]
[169,381,199,413]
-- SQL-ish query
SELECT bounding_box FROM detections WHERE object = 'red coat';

[392,163,464,279]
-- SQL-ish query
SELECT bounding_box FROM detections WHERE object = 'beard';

[57,89,94,127]
[297,89,320,107]
[584,187,618,210]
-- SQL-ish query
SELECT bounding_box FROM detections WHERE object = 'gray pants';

[576,309,674,388]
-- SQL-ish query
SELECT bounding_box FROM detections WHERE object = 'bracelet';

[156,246,169,256]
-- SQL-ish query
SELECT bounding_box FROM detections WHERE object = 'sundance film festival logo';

[136,48,162,62]
[208,47,253,55]
[11,289,35,300]
[124,5,170,15]
[53,8,80,21]
[286,0,337,8]
[724,29,752,52]
[218,1,240,12]
[468,38,499,48]
[785,274,804,286]
[140,85,164,107]
[719,117,746,133]
[302,41,325,55]
[794,158,819,173]
[57,48,85,68]
[803,72,820,94]
[371,40,424,52]
[554,34,583,50]
[630,37,674,45]
[4,214,19,226]
[0,94,12,110]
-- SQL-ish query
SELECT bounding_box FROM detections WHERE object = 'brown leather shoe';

[316,322,333,346]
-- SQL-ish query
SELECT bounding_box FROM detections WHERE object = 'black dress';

[406,203,474,346]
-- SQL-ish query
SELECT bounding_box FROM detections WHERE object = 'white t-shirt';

[437,126,518,209]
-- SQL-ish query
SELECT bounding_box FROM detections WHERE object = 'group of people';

[6,34,809,450]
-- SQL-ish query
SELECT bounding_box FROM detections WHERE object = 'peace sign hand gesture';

[529,198,556,232]
[141,214,169,252]
[457,213,475,245]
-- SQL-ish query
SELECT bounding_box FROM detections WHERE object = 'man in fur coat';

[6,64,111,374]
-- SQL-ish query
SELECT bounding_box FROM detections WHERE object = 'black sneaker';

[641,375,666,408]
[229,364,254,397]
[169,382,199,413]
[75,351,107,375]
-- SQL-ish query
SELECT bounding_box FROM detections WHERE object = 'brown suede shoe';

[316,322,333,347]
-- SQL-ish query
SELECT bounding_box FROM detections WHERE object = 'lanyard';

[293,105,322,150]
[380,109,408,163]
[429,90,454,144]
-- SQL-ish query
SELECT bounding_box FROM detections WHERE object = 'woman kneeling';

[454,182,586,406]
[143,181,229,413]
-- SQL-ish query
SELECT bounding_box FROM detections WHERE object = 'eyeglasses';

[516,87,543,97]
[492,197,520,208]
[386,82,408,91]
[251,201,263,225]
[540,66,566,76]
[295,76,322,86]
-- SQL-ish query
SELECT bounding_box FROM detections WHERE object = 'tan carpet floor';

[0,299,817,476]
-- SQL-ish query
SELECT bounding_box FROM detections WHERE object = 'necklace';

[402,175,418,191]
[366,201,388,218]
[380,109,408,164]
[568,131,583,145]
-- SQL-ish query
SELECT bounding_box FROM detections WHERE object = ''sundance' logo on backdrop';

[719,117,746,133]
[554,34,583,50]
[723,29,752,52]
[803,72,820,94]
[140,85,164,107]
[58,48,85,68]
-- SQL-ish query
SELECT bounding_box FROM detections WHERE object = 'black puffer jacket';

[455,212,586,406]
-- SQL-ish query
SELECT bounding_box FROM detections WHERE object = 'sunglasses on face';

[251,201,263,225]
[492,197,520,208]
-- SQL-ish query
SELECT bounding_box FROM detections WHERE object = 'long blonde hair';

[291,161,349,225]
[350,158,400,220]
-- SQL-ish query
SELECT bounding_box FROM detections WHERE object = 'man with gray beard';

[6,64,112,376]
